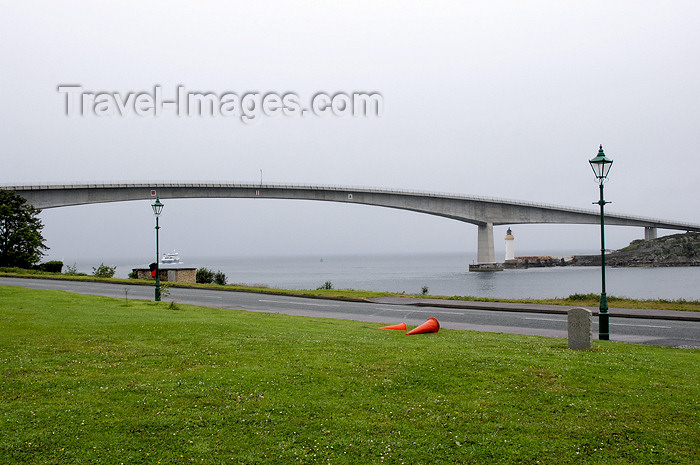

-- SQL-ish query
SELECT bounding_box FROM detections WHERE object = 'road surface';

[1,277,699,348]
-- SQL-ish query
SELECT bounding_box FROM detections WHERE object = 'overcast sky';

[2,1,699,264]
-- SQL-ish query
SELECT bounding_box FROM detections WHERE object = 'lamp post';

[589,145,613,340]
[151,197,164,301]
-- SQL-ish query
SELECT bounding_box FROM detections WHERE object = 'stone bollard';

[568,307,592,350]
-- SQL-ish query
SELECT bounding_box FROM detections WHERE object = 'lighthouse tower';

[505,227,515,261]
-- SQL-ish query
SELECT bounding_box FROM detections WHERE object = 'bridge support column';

[470,223,502,271]
[644,227,658,240]
[477,222,496,264]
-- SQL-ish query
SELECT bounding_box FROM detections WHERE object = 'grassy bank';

[2,268,700,311]
[1,286,698,464]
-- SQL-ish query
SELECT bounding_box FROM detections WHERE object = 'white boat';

[160,251,181,264]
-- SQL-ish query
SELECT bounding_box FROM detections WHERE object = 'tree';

[213,270,227,285]
[196,267,214,284]
[0,189,47,268]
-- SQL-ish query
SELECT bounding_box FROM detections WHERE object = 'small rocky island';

[571,232,700,267]
[507,232,700,268]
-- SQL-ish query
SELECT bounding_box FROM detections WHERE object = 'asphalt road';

[2,277,699,348]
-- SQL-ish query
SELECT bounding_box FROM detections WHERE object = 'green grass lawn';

[1,286,698,464]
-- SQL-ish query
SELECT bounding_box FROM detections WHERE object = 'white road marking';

[612,323,671,329]
[523,317,671,329]
[373,305,412,311]
[372,307,461,315]
[258,299,341,308]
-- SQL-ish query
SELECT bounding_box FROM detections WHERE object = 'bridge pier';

[644,227,658,240]
[477,223,496,264]
[469,222,503,271]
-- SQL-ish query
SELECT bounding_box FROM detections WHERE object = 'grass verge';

[1,285,698,464]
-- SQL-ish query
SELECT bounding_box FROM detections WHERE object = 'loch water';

[105,252,700,300]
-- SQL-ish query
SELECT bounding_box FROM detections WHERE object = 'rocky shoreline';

[505,232,700,268]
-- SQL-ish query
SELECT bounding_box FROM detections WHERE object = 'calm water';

[101,252,700,300]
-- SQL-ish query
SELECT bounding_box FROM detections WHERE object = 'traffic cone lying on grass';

[406,317,440,335]
[380,322,407,330]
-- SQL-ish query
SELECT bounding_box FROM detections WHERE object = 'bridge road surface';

[2,277,699,349]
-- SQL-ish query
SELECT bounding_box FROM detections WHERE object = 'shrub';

[36,261,63,273]
[128,269,139,279]
[92,263,116,278]
[421,285,429,295]
[64,263,78,274]
[0,267,25,274]
[317,281,333,290]
[566,293,599,301]
[214,270,227,285]
[160,283,171,299]
[196,267,215,284]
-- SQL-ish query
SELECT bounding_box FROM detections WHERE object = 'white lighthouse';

[505,227,515,261]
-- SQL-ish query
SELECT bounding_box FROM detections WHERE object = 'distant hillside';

[571,232,700,267]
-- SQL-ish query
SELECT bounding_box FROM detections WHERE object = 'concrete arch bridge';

[8,182,700,268]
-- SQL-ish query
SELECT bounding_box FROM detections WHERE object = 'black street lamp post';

[151,197,164,301]
[589,145,613,340]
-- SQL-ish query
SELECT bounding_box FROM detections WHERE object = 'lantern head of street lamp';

[589,145,613,182]
[151,197,164,217]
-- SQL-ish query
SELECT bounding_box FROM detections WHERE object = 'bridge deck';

[5,182,700,265]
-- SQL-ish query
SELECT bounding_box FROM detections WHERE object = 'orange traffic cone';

[380,322,407,330]
[406,317,440,335]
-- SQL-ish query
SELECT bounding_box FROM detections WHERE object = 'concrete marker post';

[568,307,593,350]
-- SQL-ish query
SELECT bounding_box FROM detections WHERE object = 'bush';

[566,293,599,301]
[64,263,78,274]
[421,285,429,295]
[160,283,171,299]
[317,281,333,290]
[214,270,227,285]
[36,261,63,273]
[0,267,25,274]
[92,263,116,278]
[196,267,215,284]
[128,269,139,279]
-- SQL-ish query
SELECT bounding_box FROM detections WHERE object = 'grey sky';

[2,1,699,263]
